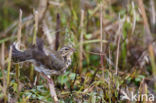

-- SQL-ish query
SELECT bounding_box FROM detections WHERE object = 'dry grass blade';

[1,43,5,80]
[7,46,12,87]
[132,2,136,34]
[17,9,22,44]
[137,0,153,45]
[38,0,49,23]
[148,45,156,89]
[100,3,104,80]
[137,0,150,30]
[1,0,156,102]
[0,36,16,44]
[81,39,107,45]
[149,0,156,33]
[1,43,7,103]
[115,16,125,75]
[79,9,84,73]
[49,1,62,6]
[115,33,121,75]
[33,10,39,45]
[42,22,54,45]
[16,9,23,99]
[30,10,39,83]
[148,45,156,72]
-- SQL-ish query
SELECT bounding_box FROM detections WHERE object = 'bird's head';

[59,46,75,57]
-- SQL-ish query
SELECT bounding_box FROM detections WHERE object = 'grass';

[0,0,156,103]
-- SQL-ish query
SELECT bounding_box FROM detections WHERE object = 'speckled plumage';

[11,39,74,75]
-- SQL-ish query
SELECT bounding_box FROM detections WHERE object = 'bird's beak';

[71,48,76,52]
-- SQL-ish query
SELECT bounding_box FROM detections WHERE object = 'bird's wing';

[32,49,66,71]
[12,41,66,71]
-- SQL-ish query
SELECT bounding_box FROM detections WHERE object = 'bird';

[11,39,75,77]
[11,39,75,102]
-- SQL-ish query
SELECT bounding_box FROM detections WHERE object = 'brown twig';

[90,3,105,84]
[40,73,59,103]
[17,9,22,44]
[79,9,84,73]
[115,16,125,75]
[38,0,49,23]
[148,45,156,89]
[42,22,54,46]
[137,0,153,45]
[33,10,39,45]
[131,2,136,34]
[16,9,23,99]
[100,3,104,73]
[49,1,62,6]
[55,13,60,51]
[6,46,13,103]
[48,79,59,103]
[1,43,7,103]
[86,51,105,55]
[1,43,5,86]
[30,10,39,84]
[149,0,156,33]
[115,32,121,75]
[7,46,12,86]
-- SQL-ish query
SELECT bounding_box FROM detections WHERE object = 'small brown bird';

[11,39,75,76]
[11,39,75,102]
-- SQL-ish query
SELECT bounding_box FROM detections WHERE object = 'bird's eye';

[65,48,69,50]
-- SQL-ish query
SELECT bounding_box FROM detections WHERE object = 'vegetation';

[0,0,156,102]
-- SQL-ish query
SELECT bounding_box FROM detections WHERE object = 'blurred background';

[0,0,156,102]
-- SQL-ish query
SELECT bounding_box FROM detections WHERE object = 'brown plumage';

[11,39,74,75]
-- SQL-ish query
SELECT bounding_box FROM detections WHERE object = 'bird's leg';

[40,73,59,103]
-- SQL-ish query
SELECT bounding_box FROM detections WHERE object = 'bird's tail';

[11,42,33,63]
[11,38,44,63]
